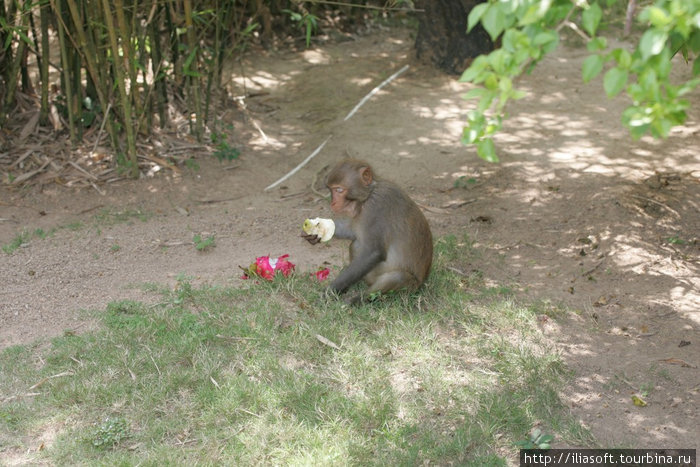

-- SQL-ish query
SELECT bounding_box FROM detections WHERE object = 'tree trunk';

[415,0,493,75]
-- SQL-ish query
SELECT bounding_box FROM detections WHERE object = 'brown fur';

[320,159,433,302]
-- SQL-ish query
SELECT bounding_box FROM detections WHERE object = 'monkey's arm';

[330,246,383,293]
[332,219,355,240]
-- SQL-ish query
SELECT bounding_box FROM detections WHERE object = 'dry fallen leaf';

[631,395,647,407]
[315,334,340,350]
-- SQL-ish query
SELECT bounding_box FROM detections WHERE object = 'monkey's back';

[362,180,433,286]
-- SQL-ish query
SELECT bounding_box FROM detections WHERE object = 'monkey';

[304,159,433,303]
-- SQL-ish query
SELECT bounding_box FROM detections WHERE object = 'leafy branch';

[460,0,700,162]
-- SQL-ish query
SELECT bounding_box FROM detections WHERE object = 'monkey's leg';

[367,270,418,294]
[345,270,418,305]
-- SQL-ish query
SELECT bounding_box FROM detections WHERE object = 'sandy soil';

[1,27,698,450]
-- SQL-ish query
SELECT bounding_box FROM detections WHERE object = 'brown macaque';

[304,159,433,303]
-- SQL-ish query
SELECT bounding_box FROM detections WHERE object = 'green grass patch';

[0,236,593,464]
[2,207,151,255]
[1,228,58,254]
[93,208,151,226]
[2,229,32,254]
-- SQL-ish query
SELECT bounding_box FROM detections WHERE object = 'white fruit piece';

[302,218,335,242]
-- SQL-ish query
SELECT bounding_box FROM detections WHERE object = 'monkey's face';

[325,161,374,218]
[329,185,358,216]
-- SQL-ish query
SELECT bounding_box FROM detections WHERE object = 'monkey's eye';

[334,187,344,193]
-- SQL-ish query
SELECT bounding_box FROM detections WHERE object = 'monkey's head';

[326,159,374,217]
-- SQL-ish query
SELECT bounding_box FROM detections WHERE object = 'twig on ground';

[29,371,74,390]
[629,194,680,217]
[344,64,409,121]
[447,266,468,277]
[264,135,332,191]
[311,164,329,198]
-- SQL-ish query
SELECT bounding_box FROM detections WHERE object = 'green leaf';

[502,28,524,53]
[183,47,198,69]
[467,3,489,33]
[639,68,659,96]
[531,32,558,55]
[488,49,508,74]
[482,4,507,41]
[519,0,554,25]
[689,30,700,53]
[477,138,499,162]
[587,37,607,52]
[462,126,480,145]
[646,6,671,28]
[484,73,499,90]
[499,77,513,93]
[669,33,687,58]
[459,56,487,82]
[652,118,673,138]
[654,48,672,78]
[604,67,628,97]
[534,31,557,46]
[462,111,485,144]
[476,91,496,111]
[622,107,649,139]
[610,48,632,68]
[241,22,259,36]
[462,88,487,100]
[678,77,700,95]
[582,3,602,37]
[582,55,604,82]
[639,29,668,60]
[519,5,543,26]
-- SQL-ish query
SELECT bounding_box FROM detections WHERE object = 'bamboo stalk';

[101,0,139,178]
[149,1,168,128]
[3,2,29,115]
[183,0,203,140]
[70,47,83,140]
[39,1,50,126]
[63,0,102,106]
[61,0,121,150]
[164,1,181,90]
[0,0,288,168]
[54,0,77,141]
[25,3,39,93]
[136,0,152,132]
[0,0,15,97]
[114,0,142,117]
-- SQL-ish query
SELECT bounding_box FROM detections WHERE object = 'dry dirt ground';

[1,27,698,451]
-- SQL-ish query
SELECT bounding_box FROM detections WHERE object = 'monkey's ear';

[359,166,372,186]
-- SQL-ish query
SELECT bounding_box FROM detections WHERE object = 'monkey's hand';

[302,218,335,242]
[301,233,321,245]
